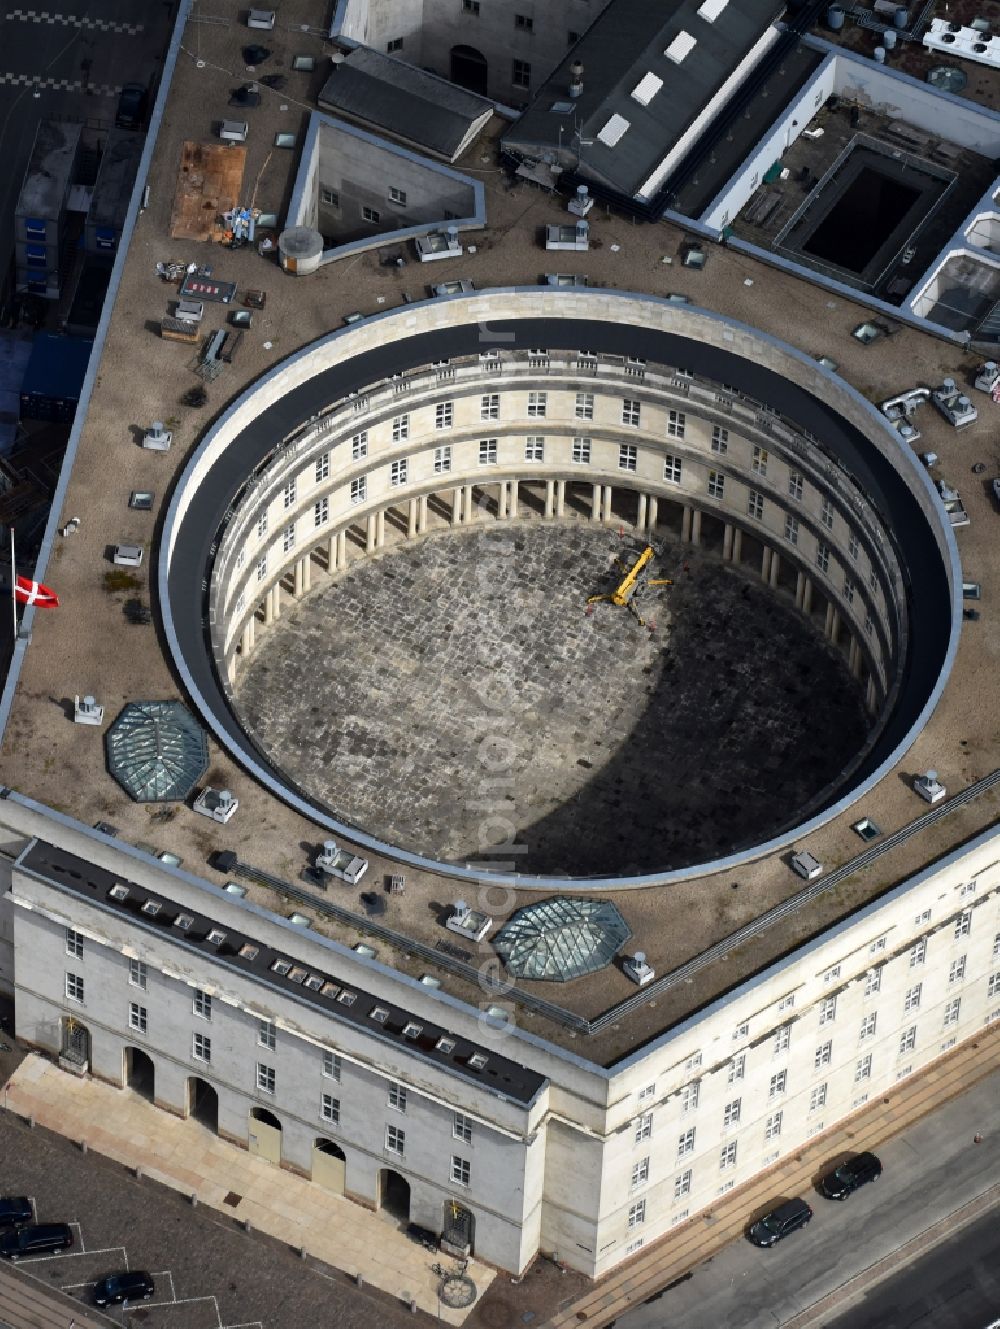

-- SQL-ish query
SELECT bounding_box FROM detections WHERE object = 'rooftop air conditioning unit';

[446,901,492,942]
[623,951,655,986]
[914,769,946,804]
[193,786,240,824]
[143,421,173,451]
[791,850,823,881]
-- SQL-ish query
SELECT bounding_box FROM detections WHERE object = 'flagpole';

[9,526,15,642]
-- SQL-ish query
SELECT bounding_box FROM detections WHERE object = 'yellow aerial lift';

[586,544,673,626]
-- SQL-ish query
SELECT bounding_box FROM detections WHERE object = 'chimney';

[569,60,584,98]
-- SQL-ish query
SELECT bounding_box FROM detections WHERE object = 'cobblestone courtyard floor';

[234,524,869,876]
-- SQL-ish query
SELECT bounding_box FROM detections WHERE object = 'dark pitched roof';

[319,48,492,159]
[504,0,786,200]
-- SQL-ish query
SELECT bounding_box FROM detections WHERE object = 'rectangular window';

[192,1032,211,1063]
[751,445,768,476]
[768,1070,787,1098]
[859,1013,877,1041]
[723,1098,741,1127]
[747,489,764,521]
[435,402,453,430]
[864,967,882,997]
[314,496,329,527]
[708,470,725,499]
[987,972,1000,998]
[388,186,407,207]
[785,513,799,544]
[943,998,961,1027]
[193,990,212,1020]
[363,204,383,224]
[622,399,641,427]
[848,531,860,560]
[816,541,830,574]
[663,454,682,484]
[282,521,296,553]
[322,1050,341,1080]
[434,445,452,474]
[527,392,547,418]
[619,444,637,472]
[575,392,594,420]
[824,964,841,984]
[315,453,330,484]
[128,1002,147,1034]
[788,470,803,501]
[899,1025,916,1054]
[904,983,922,1012]
[257,511,268,539]
[635,1111,653,1143]
[764,1111,783,1141]
[949,955,967,985]
[631,1157,650,1189]
[572,437,591,464]
[993,932,1000,960]
[453,1112,472,1144]
[809,1083,827,1111]
[390,459,408,487]
[258,1019,276,1051]
[773,1024,791,1055]
[677,1128,696,1158]
[719,1142,738,1171]
[451,1155,471,1186]
[392,414,409,442]
[256,554,268,582]
[350,476,367,504]
[321,1093,340,1124]
[733,1020,749,1041]
[821,497,835,530]
[674,1169,692,1199]
[129,958,147,989]
[955,910,972,939]
[65,927,84,959]
[637,1083,656,1103]
[910,939,927,967]
[711,425,729,453]
[386,39,402,54]
[479,438,498,465]
[681,1082,700,1113]
[320,186,339,207]
[870,938,887,956]
[256,1063,276,1095]
[385,1124,405,1155]
[728,1053,745,1083]
[515,12,534,29]
[814,1040,832,1069]
[855,1054,872,1081]
[283,479,296,510]
[627,1199,646,1228]
[667,410,686,439]
[844,577,855,604]
[512,59,531,89]
[464,0,480,12]
[352,431,368,460]
[525,436,545,463]
[481,394,499,421]
[388,1082,407,1112]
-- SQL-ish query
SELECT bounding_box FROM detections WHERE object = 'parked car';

[0,1197,32,1227]
[747,1197,812,1247]
[115,83,148,130]
[820,1151,883,1200]
[0,1222,73,1259]
[93,1269,155,1307]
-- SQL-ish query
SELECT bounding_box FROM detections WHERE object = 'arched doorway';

[124,1047,154,1101]
[60,1017,90,1071]
[187,1077,218,1132]
[450,45,488,96]
[312,1138,346,1195]
[248,1106,282,1165]
[442,1200,475,1256]
[378,1168,411,1222]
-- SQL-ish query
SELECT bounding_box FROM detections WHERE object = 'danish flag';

[14,575,59,608]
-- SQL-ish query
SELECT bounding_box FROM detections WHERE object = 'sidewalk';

[2,1056,494,1325]
[542,1020,1000,1329]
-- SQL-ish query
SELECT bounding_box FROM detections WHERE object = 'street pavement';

[617,1069,1000,1329]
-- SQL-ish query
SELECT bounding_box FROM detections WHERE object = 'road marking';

[4,10,143,35]
[0,71,120,94]
[24,1244,126,1264]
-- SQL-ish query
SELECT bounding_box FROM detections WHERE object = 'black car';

[0,1197,32,1227]
[820,1151,883,1200]
[747,1197,813,1247]
[115,83,148,130]
[93,1270,155,1307]
[0,1222,73,1259]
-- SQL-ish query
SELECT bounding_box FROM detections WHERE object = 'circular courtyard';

[233,524,870,877]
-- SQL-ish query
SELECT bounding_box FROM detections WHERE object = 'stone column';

[497,482,507,521]
[761,546,772,582]
[376,509,386,548]
[294,559,304,597]
[795,571,805,608]
[241,618,255,657]
[464,484,476,523]
[302,553,312,593]
[227,655,237,687]
[327,533,337,570]
[690,508,702,547]
[509,479,520,520]
[723,523,734,561]
[337,529,348,570]
[452,488,462,525]
[681,505,692,542]
[731,527,742,563]
[264,588,274,625]
[636,493,648,531]
[769,550,779,588]
[591,483,601,521]
[555,480,566,518]
[418,494,429,533]
[866,675,878,712]
[828,606,840,643]
[602,485,612,523]
[407,498,418,538]
[801,576,813,616]
[647,496,658,532]
[545,480,555,519]
[271,583,281,621]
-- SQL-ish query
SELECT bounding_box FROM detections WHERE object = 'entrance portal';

[60,1017,90,1070]
[124,1047,155,1101]
[450,45,488,96]
[248,1106,282,1164]
[187,1077,218,1132]
[312,1138,346,1195]
[379,1168,411,1222]
[442,1200,475,1255]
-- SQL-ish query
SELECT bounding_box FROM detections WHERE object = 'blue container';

[826,4,845,28]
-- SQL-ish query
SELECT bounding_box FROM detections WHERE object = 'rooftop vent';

[569,59,584,98]
[632,72,663,105]
[597,113,630,147]
[271,958,291,975]
[238,943,259,960]
[337,990,357,1006]
[304,974,323,991]
[436,1036,456,1053]
[109,883,129,901]
[403,1022,422,1039]
[914,769,946,804]
[698,0,729,20]
[623,951,655,986]
[468,1053,489,1071]
[665,31,697,62]
[141,901,161,917]
[371,1006,390,1024]
[207,928,227,946]
[288,966,307,984]
[174,913,194,931]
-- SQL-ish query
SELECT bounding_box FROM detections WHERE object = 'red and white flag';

[14,575,59,608]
